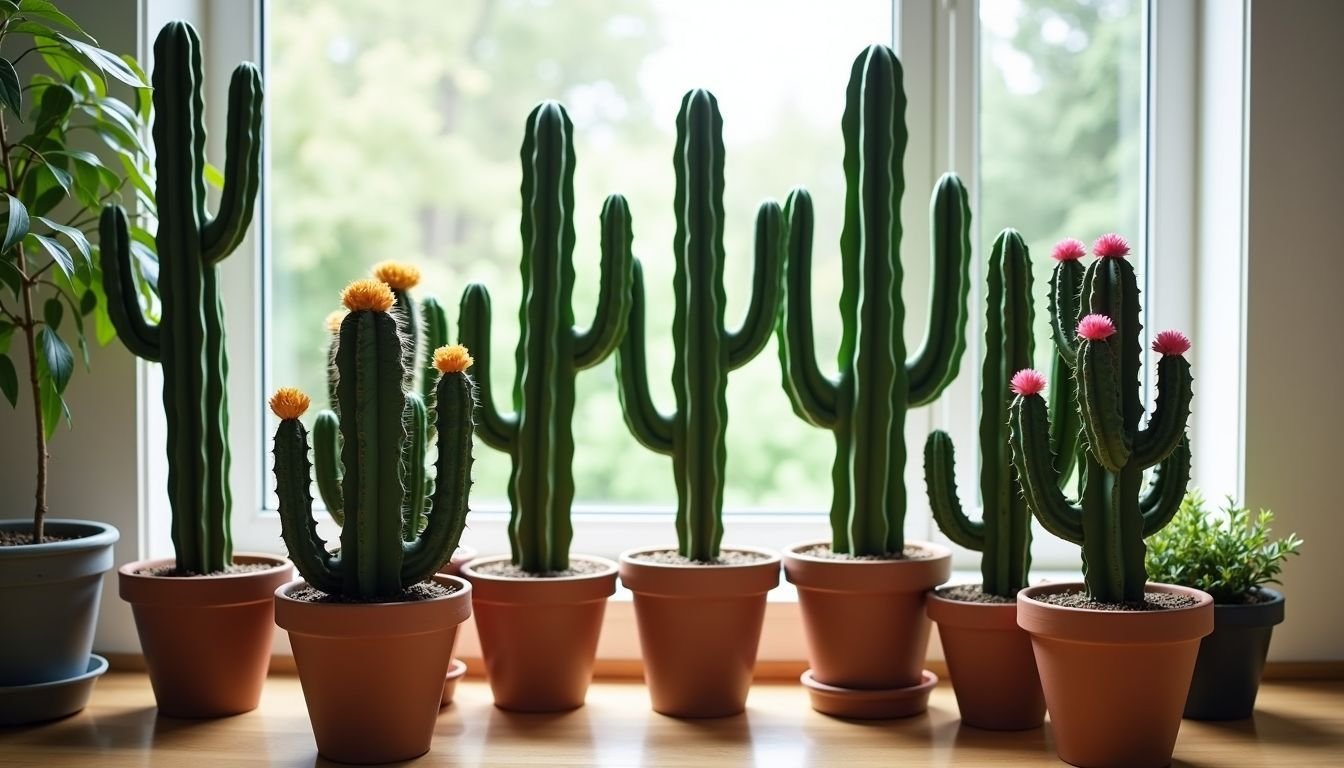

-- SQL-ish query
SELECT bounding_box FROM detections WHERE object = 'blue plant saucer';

[0,654,108,726]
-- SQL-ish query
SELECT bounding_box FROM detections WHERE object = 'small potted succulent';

[455,101,631,713]
[106,21,292,718]
[777,45,970,719]
[615,87,784,719]
[1009,234,1210,768]
[923,229,1078,730]
[1146,492,1302,720]
[272,279,476,764]
[0,3,152,723]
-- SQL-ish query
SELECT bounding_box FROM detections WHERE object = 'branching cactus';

[1009,234,1194,604]
[271,280,476,599]
[458,101,634,573]
[777,45,971,557]
[924,230,1078,597]
[616,89,784,562]
[100,21,262,574]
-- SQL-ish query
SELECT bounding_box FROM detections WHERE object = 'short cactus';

[616,89,784,562]
[777,45,971,557]
[458,101,634,573]
[924,230,1079,597]
[1009,235,1193,604]
[271,280,476,599]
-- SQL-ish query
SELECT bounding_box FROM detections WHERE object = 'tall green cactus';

[777,45,971,558]
[458,101,633,573]
[615,89,784,563]
[271,280,475,599]
[100,21,262,574]
[1009,234,1194,604]
[923,230,1079,597]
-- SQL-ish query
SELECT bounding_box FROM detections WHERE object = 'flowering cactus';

[1009,235,1193,603]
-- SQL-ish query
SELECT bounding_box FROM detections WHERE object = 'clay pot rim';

[926,585,1020,629]
[275,574,472,637]
[801,667,939,697]
[618,545,781,598]
[619,544,781,570]
[0,518,120,557]
[1017,582,1214,644]
[782,539,952,594]
[118,553,294,607]
[782,538,952,564]
[1210,586,1285,627]
[461,553,617,582]
[444,658,466,681]
[461,553,617,604]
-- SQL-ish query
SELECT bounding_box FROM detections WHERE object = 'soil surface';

[472,558,612,579]
[288,581,458,604]
[936,584,1016,604]
[0,531,72,546]
[629,549,773,566]
[137,562,282,578]
[1035,590,1198,611]
[797,543,935,561]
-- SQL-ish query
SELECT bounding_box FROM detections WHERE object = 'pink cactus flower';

[1077,314,1117,341]
[1093,233,1131,259]
[1052,238,1087,262]
[1152,330,1191,357]
[1011,369,1048,397]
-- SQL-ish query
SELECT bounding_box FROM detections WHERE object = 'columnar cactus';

[777,45,971,557]
[616,89,784,563]
[1009,235,1194,604]
[100,21,262,574]
[458,101,634,573]
[271,280,476,599]
[923,230,1079,597]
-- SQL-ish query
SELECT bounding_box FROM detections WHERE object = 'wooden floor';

[1,674,1341,766]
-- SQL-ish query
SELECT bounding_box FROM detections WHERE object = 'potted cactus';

[615,88,784,719]
[103,21,292,718]
[455,101,631,712]
[1146,492,1302,720]
[922,229,1078,730]
[1009,234,1210,768]
[272,279,476,765]
[776,45,970,719]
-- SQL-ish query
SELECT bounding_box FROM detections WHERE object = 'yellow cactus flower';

[341,279,396,313]
[269,388,311,420]
[324,310,347,333]
[372,261,422,292]
[433,344,474,374]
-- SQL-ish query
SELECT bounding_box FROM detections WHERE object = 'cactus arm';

[572,194,634,369]
[457,283,518,450]
[402,392,429,540]
[924,431,984,551]
[312,410,344,525]
[201,63,262,264]
[1140,437,1190,535]
[725,201,784,370]
[98,205,161,361]
[906,173,972,406]
[1134,355,1193,469]
[403,368,476,583]
[419,297,449,406]
[1077,339,1132,471]
[615,260,675,454]
[203,260,232,573]
[1049,259,1084,365]
[777,188,841,428]
[1049,350,1081,486]
[1010,393,1085,545]
[273,418,341,594]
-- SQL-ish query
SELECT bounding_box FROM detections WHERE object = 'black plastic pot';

[1184,587,1284,720]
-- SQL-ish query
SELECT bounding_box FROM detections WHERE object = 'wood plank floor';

[1,674,1341,766]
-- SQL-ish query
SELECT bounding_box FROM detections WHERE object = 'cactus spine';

[923,230,1079,597]
[458,101,634,573]
[272,281,475,599]
[1009,235,1194,604]
[100,21,262,574]
[616,89,784,562]
[778,45,971,557]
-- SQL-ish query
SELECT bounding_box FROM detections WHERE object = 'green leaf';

[37,367,66,438]
[30,83,75,137]
[0,1,22,19]
[3,194,30,253]
[18,0,90,39]
[0,321,13,354]
[205,163,225,189]
[0,353,17,407]
[0,58,21,119]
[37,325,71,393]
[57,34,147,88]
[36,216,91,266]
[43,296,63,330]
[25,232,73,277]
[79,289,96,315]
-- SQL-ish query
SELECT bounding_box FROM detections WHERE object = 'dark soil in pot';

[1184,587,1285,720]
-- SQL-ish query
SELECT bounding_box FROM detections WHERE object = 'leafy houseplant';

[614,87,784,718]
[1146,492,1302,720]
[272,279,476,765]
[107,20,293,719]
[1009,234,1210,768]
[0,0,150,723]
[776,44,969,719]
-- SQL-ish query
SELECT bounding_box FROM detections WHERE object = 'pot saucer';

[440,658,467,707]
[0,654,108,726]
[800,668,938,719]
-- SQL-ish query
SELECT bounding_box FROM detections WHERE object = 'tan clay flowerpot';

[1018,582,1214,768]
[119,553,293,718]
[462,554,616,712]
[783,540,950,697]
[438,545,477,707]
[275,574,472,765]
[619,545,780,718]
[927,588,1044,730]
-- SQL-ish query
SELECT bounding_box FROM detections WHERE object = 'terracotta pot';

[462,554,616,712]
[1183,588,1284,720]
[783,540,951,691]
[927,587,1044,730]
[119,553,292,718]
[275,574,472,764]
[437,545,476,707]
[1018,582,1214,768]
[619,545,780,718]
